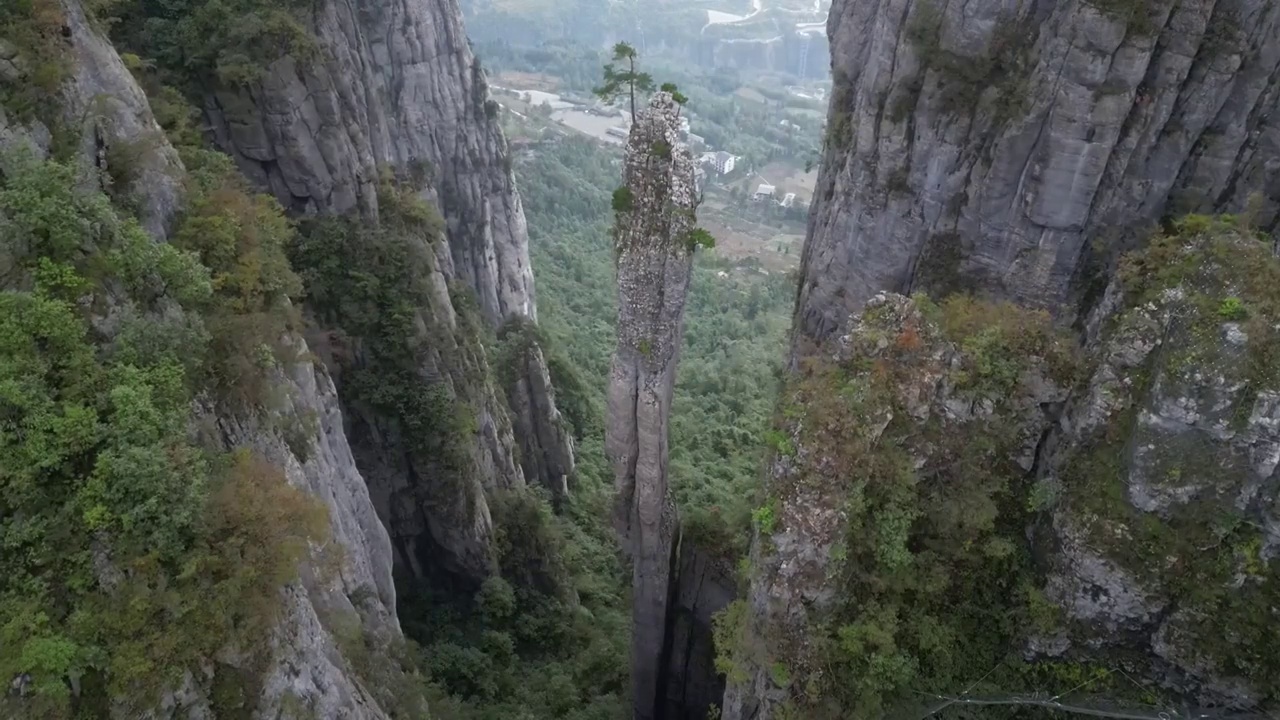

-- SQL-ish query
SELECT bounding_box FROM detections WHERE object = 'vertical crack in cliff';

[604,91,700,720]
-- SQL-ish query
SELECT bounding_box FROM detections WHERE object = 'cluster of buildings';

[494,84,805,210]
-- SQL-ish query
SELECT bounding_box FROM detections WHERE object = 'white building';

[699,151,736,176]
[753,183,776,201]
[780,192,797,208]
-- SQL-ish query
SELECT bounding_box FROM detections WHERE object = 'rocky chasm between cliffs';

[719,0,1280,716]
[0,0,575,714]
[195,0,577,587]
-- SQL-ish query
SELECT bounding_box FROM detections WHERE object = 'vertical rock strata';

[200,0,575,582]
[605,92,699,720]
[723,0,1280,710]
[799,0,1280,343]
[0,2,418,715]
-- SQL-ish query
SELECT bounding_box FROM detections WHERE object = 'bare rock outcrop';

[798,0,1280,344]
[605,92,700,720]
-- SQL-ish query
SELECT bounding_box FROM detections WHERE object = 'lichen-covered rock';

[722,292,1075,720]
[0,0,183,239]
[727,219,1280,717]
[605,91,700,720]
[797,0,1280,344]
[1036,218,1280,705]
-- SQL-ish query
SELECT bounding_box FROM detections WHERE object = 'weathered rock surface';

[722,293,1072,719]
[724,1,1280,713]
[0,0,183,239]
[605,92,700,720]
[797,0,1280,344]
[727,224,1280,716]
[202,0,532,324]
[1034,224,1280,706]
[501,320,577,499]
[0,3,421,716]
[199,0,574,582]
[209,345,420,720]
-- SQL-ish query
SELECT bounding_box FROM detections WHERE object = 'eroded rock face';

[198,0,574,581]
[798,0,1280,344]
[722,293,1072,720]
[0,0,183,239]
[0,3,420,715]
[727,225,1280,717]
[605,92,700,720]
[202,0,532,324]
[209,345,420,720]
[1034,224,1280,705]
[502,323,576,499]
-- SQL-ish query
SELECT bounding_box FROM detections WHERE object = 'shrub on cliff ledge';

[98,0,317,87]
[754,294,1079,717]
[0,153,326,716]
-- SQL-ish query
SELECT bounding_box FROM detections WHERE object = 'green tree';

[593,42,653,120]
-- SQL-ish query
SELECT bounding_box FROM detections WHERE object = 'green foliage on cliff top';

[753,296,1080,717]
[0,152,327,716]
[0,0,71,119]
[96,0,315,87]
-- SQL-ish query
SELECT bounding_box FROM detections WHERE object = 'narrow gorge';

[5,0,1280,716]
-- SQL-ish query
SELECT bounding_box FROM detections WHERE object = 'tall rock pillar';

[605,92,700,720]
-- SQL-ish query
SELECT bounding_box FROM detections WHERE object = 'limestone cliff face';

[0,2,419,716]
[202,0,531,323]
[605,92,699,720]
[205,349,418,720]
[199,0,574,583]
[798,0,1280,343]
[726,219,1280,716]
[722,3,1280,711]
